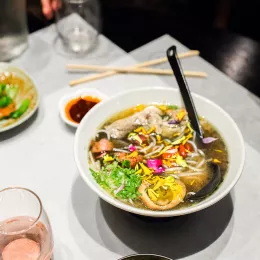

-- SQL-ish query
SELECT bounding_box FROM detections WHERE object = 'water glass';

[55,0,101,54]
[0,0,28,61]
[0,187,53,260]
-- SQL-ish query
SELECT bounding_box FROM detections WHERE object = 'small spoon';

[167,45,221,200]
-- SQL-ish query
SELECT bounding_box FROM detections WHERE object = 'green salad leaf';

[90,161,142,200]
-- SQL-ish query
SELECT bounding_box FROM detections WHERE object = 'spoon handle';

[167,46,204,138]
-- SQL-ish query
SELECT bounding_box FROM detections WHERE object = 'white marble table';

[1,26,260,260]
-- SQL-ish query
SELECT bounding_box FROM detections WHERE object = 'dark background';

[27,0,260,97]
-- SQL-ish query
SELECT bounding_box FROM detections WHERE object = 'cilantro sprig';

[90,161,141,200]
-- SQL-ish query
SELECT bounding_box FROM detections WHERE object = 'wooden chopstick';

[67,64,207,77]
[69,50,200,86]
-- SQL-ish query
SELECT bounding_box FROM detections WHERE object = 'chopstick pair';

[68,50,206,87]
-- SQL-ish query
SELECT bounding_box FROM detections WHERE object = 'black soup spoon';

[166,46,221,201]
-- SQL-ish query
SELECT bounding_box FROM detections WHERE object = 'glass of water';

[55,0,101,54]
[0,0,28,61]
[0,187,54,260]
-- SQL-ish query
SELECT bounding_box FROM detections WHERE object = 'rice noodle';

[165,167,185,172]
[139,136,156,153]
[192,132,196,142]
[186,160,197,165]
[196,158,205,169]
[188,164,206,172]
[113,148,130,153]
[177,171,205,177]
[144,144,164,158]
[186,140,198,153]
[187,152,199,158]
[198,149,205,157]
[96,130,110,140]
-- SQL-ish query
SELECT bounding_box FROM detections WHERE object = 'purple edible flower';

[202,137,218,144]
[168,119,180,124]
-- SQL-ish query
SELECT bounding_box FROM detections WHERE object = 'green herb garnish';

[90,161,141,200]
[122,160,130,168]
[167,105,179,110]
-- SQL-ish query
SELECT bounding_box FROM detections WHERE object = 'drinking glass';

[0,0,29,61]
[55,0,101,54]
[0,187,53,260]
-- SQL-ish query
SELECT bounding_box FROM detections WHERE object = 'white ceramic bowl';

[59,88,108,127]
[74,87,245,217]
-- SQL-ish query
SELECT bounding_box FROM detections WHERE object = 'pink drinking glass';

[0,187,54,260]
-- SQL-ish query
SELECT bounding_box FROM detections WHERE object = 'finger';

[52,0,62,11]
[41,0,53,19]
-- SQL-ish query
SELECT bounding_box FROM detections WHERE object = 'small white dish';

[59,88,108,128]
[0,63,39,133]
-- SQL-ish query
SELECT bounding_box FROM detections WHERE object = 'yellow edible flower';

[139,163,153,175]
[147,126,156,134]
[127,151,138,158]
[134,126,156,135]
[148,189,159,201]
[135,169,143,174]
[172,136,186,145]
[213,159,222,164]
[215,149,223,153]
[182,133,193,145]
[103,154,114,162]
[150,145,173,158]
[176,155,188,167]
[187,122,194,133]
[158,105,167,111]
[156,135,163,144]
[134,126,146,134]
[177,109,186,121]
[153,179,166,191]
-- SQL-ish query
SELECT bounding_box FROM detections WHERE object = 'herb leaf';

[122,160,130,168]
[90,161,141,200]
[167,105,179,110]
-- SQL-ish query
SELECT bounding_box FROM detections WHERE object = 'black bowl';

[119,254,172,260]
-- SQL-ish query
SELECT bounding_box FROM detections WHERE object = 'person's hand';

[41,0,60,20]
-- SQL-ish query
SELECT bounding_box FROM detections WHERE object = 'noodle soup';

[89,104,228,211]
